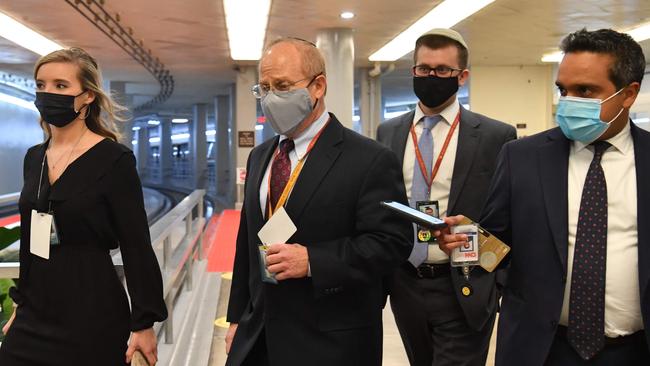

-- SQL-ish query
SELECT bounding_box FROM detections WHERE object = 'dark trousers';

[545,327,649,366]
[241,330,270,366]
[389,265,495,366]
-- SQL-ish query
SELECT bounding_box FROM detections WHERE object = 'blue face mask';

[555,89,625,144]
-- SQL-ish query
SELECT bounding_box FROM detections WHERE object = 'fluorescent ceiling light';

[0,92,38,111]
[172,118,188,123]
[340,11,355,20]
[254,124,264,131]
[634,117,650,123]
[542,51,564,63]
[624,22,650,42]
[369,0,495,61]
[542,21,650,63]
[0,11,63,55]
[147,119,160,125]
[223,0,272,60]
[132,126,141,131]
[171,133,190,141]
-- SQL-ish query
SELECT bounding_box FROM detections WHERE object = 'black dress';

[0,139,167,365]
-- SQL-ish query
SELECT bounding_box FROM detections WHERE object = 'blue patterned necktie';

[567,141,611,360]
[407,115,441,267]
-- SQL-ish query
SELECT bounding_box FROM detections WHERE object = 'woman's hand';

[126,327,158,365]
[2,307,16,335]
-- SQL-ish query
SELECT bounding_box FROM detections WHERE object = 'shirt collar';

[573,120,633,155]
[413,97,459,126]
[279,108,329,160]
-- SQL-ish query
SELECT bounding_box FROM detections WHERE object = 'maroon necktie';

[567,141,611,360]
[269,139,295,211]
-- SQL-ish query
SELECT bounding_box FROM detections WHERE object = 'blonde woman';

[0,48,167,365]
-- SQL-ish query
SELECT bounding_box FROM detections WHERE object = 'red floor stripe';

[0,215,20,228]
[206,210,241,273]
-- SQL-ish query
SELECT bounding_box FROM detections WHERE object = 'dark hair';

[560,28,645,88]
[414,35,469,69]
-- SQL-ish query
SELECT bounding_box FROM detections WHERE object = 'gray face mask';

[261,88,316,136]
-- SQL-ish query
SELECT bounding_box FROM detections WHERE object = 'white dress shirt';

[559,122,643,337]
[402,100,460,263]
[259,109,330,217]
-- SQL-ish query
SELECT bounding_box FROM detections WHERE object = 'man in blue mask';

[225,37,412,366]
[376,29,516,366]
[435,28,650,365]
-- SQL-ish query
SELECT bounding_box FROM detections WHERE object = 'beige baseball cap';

[417,28,468,49]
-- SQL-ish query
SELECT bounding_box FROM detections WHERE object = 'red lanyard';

[267,118,331,218]
[410,112,460,194]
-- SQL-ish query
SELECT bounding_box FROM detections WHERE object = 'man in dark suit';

[437,29,650,365]
[225,37,412,366]
[376,29,516,366]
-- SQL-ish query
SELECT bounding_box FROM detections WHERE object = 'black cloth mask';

[34,91,87,127]
[413,76,459,109]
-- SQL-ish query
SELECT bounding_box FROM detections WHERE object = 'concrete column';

[235,67,258,205]
[316,28,354,129]
[359,68,384,139]
[159,118,172,184]
[215,94,232,203]
[109,81,134,148]
[192,103,208,189]
[136,127,148,176]
[470,65,555,137]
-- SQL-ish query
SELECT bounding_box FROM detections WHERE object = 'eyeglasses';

[251,74,320,99]
[412,64,463,78]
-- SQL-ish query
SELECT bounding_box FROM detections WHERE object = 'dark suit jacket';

[376,105,517,331]
[481,122,650,366]
[226,114,412,366]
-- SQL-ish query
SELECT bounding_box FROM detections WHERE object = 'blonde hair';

[34,47,127,141]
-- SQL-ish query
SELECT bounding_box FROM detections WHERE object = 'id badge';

[416,201,439,243]
[257,245,278,284]
[50,214,60,246]
[450,224,480,267]
[30,210,52,259]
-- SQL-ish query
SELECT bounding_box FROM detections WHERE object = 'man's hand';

[266,243,309,280]
[432,215,469,256]
[225,323,238,354]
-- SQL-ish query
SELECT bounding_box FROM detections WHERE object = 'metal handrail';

[0,192,20,207]
[112,189,205,344]
[0,190,206,345]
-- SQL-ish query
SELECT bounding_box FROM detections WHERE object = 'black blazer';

[226,114,412,366]
[481,123,650,366]
[376,106,516,331]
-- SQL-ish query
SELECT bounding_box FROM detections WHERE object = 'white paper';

[257,206,297,245]
[30,209,51,259]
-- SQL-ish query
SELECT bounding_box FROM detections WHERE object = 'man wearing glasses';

[225,37,412,366]
[377,29,516,366]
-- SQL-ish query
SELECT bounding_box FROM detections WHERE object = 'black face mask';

[413,76,459,109]
[34,91,87,128]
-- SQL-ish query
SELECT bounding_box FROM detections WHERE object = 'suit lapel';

[538,128,570,272]
[448,107,480,215]
[284,114,343,221]
[392,111,414,166]
[248,136,278,226]
[631,123,650,301]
